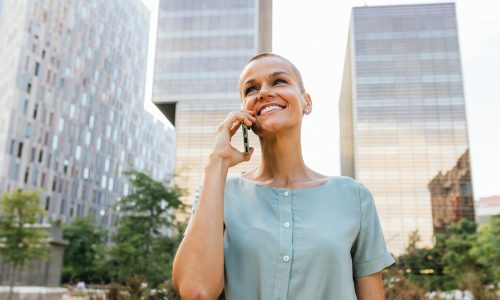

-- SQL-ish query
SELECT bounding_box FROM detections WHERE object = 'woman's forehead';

[240,56,296,84]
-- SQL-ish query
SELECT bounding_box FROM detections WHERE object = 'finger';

[242,147,255,162]
[220,111,249,132]
[242,109,256,116]
[229,120,241,136]
[229,116,254,136]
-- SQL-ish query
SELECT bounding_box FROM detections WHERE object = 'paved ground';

[0,287,108,300]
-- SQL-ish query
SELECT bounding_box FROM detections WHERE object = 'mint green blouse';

[188,175,394,300]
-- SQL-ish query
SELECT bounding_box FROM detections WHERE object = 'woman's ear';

[303,93,312,114]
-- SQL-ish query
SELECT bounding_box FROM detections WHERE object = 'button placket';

[272,189,293,300]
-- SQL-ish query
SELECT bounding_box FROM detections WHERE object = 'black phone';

[242,124,250,155]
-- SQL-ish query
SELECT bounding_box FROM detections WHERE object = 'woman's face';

[239,56,311,136]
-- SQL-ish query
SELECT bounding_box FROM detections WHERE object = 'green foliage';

[398,230,451,291]
[0,189,50,300]
[62,216,109,283]
[395,217,500,297]
[110,170,186,288]
[440,219,480,289]
[470,216,500,286]
[0,189,50,266]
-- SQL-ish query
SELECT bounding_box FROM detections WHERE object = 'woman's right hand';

[211,109,256,168]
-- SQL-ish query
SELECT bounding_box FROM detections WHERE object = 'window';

[9,139,15,155]
[26,83,32,94]
[45,196,50,211]
[31,168,38,186]
[31,147,36,162]
[75,145,81,160]
[58,117,64,132]
[46,69,51,84]
[63,160,69,174]
[17,142,23,158]
[41,173,46,188]
[10,163,20,180]
[23,99,29,114]
[34,62,40,76]
[24,167,29,183]
[60,198,67,214]
[52,134,58,150]
[33,103,38,119]
[25,123,32,138]
[25,56,30,71]
[38,150,43,163]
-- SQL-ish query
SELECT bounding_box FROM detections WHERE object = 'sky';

[142,0,500,200]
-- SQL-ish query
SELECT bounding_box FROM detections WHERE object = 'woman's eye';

[245,86,257,95]
[273,79,287,85]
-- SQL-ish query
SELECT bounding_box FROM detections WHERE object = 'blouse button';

[283,222,290,228]
[283,191,289,197]
[283,255,290,262]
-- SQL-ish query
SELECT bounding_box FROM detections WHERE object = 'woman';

[172,53,394,300]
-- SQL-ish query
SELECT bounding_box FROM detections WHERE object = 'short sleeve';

[351,183,395,277]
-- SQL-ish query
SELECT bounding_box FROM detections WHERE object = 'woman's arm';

[355,272,385,300]
[172,110,255,300]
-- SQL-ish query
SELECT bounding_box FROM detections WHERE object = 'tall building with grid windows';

[153,0,272,208]
[0,0,175,226]
[339,3,474,254]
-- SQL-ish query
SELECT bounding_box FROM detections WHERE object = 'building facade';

[0,0,175,228]
[339,3,473,254]
[153,0,272,210]
[476,196,500,225]
[428,149,474,234]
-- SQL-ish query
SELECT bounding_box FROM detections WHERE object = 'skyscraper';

[153,0,272,208]
[339,3,473,254]
[0,0,174,226]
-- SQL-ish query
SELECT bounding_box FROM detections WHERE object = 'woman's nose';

[258,84,274,100]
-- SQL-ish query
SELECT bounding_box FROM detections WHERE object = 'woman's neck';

[250,128,317,186]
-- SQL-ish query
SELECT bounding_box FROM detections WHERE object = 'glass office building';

[339,3,474,254]
[153,0,272,209]
[0,0,175,226]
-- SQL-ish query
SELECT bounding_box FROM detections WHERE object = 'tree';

[398,230,450,291]
[470,216,500,291]
[62,216,109,284]
[0,190,49,300]
[110,170,185,287]
[442,218,480,290]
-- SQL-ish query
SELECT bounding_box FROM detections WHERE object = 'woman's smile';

[259,105,286,116]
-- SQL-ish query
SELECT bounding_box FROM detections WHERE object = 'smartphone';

[241,104,250,156]
[242,124,250,156]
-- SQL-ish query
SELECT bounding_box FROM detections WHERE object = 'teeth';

[260,105,283,115]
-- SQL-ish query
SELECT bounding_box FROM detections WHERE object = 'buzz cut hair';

[245,52,306,94]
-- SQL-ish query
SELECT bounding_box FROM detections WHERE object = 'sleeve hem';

[354,253,395,277]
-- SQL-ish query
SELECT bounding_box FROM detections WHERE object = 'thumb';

[242,147,255,162]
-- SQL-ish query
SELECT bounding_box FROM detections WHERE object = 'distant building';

[427,149,475,234]
[0,0,174,228]
[339,3,473,254]
[152,0,272,210]
[476,196,500,225]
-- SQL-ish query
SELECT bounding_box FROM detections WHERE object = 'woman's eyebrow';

[270,71,289,77]
[243,71,290,86]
